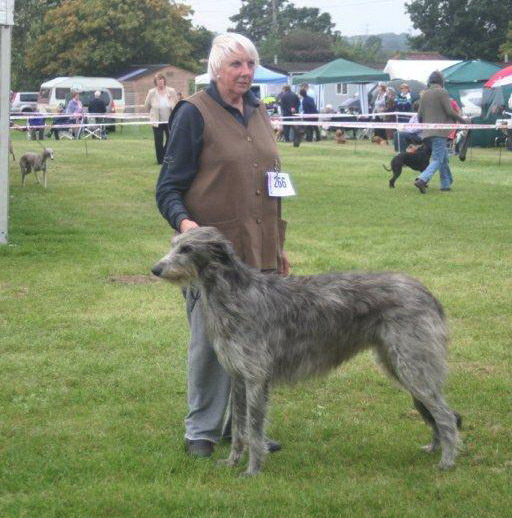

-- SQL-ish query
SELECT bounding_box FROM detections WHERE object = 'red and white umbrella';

[484,65,512,88]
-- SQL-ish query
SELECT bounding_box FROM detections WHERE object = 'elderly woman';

[65,90,84,138]
[156,33,289,458]
[145,73,178,164]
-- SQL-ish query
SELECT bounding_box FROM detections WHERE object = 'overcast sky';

[185,0,416,37]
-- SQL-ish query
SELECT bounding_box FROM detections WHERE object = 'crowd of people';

[12,89,108,141]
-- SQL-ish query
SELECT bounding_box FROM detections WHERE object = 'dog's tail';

[382,164,392,172]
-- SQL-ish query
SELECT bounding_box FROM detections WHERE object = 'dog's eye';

[180,245,192,254]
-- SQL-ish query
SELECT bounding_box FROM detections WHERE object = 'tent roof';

[484,65,512,88]
[384,59,461,84]
[292,58,389,85]
[443,60,501,83]
[195,65,288,85]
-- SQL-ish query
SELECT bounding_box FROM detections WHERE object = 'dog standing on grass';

[152,227,462,476]
[19,148,54,188]
[383,144,432,188]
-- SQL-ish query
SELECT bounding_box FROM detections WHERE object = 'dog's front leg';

[219,376,246,468]
[43,167,47,189]
[243,380,269,476]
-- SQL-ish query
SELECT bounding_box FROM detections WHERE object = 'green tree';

[279,30,334,62]
[188,25,215,63]
[405,0,512,60]
[25,0,198,80]
[229,0,335,44]
[499,21,512,60]
[12,0,61,89]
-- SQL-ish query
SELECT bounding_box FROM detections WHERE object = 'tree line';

[11,0,512,91]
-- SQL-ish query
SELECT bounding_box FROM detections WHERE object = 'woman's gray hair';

[207,33,260,81]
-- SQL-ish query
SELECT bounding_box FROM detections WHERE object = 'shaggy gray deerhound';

[19,147,54,188]
[152,227,461,476]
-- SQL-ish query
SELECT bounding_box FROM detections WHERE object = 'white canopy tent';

[195,65,288,86]
[384,60,462,84]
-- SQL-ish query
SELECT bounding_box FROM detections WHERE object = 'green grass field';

[1,129,511,517]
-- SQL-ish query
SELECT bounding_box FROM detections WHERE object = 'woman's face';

[156,77,166,88]
[216,47,256,99]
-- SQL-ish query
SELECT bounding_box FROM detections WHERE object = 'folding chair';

[56,117,75,140]
[83,116,104,140]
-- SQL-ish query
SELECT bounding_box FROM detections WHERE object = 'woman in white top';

[145,73,178,164]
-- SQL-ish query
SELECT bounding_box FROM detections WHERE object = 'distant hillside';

[346,33,411,53]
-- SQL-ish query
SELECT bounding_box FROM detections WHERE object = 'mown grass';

[1,129,511,517]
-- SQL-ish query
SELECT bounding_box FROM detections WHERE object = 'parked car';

[11,91,39,113]
[37,76,125,114]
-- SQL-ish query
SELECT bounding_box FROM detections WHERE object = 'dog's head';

[44,148,54,160]
[405,144,421,154]
[151,226,235,284]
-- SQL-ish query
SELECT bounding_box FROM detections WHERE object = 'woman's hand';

[280,251,291,276]
[179,219,199,233]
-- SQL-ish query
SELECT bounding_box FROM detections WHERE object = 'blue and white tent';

[195,65,287,86]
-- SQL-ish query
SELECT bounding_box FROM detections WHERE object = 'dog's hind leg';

[390,166,402,189]
[413,397,462,451]
[20,164,30,186]
[243,379,270,476]
[220,376,247,468]
[413,397,441,452]
[375,329,460,470]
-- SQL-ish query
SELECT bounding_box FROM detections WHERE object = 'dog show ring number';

[267,171,296,197]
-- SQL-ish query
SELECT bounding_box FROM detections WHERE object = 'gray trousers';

[184,287,231,442]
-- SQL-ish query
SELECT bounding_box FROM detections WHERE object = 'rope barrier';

[8,113,511,132]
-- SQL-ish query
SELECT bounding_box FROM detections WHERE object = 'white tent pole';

[1,6,14,245]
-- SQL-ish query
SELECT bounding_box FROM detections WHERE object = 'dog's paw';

[217,457,239,468]
[437,460,455,471]
[421,443,440,454]
[239,469,260,477]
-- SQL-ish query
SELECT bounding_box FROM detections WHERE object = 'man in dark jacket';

[414,71,468,193]
[88,91,108,138]
[299,88,321,142]
[279,85,300,142]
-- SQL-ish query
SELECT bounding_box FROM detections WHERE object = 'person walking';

[156,33,289,458]
[279,85,300,142]
[414,71,468,193]
[299,88,321,142]
[145,73,178,164]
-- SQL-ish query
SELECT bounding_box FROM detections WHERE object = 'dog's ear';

[207,239,233,265]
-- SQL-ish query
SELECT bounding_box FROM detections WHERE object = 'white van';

[37,76,125,114]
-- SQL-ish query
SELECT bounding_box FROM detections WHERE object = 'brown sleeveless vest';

[184,91,286,270]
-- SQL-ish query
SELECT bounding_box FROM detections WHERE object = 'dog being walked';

[9,139,15,161]
[383,144,432,188]
[19,148,54,188]
[152,227,461,476]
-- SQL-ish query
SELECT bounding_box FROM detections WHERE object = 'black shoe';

[440,187,452,191]
[185,439,214,458]
[414,178,428,194]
